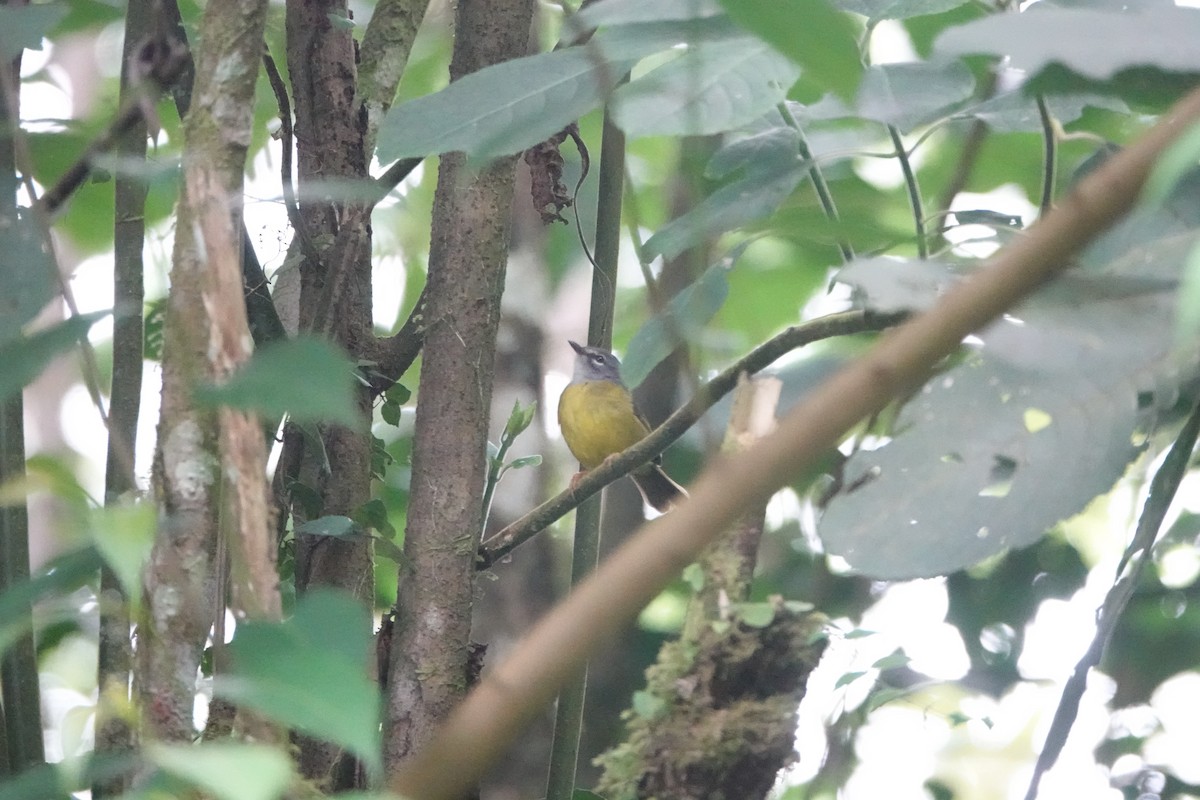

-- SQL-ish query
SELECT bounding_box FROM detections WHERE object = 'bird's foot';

[568,470,588,492]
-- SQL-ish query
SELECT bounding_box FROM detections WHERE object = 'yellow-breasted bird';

[558,340,687,513]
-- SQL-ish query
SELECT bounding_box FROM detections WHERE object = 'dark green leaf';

[0,3,67,60]
[355,498,396,539]
[384,382,411,405]
[612,36,801,137]
[719,0,862,100]
[219,590,381,778]
[622,263,731,387]
[380,400,401,426]
[0,312,109,403]
[195,336,360,429]
[572,791,608,800]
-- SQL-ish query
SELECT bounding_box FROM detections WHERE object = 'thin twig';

[261,49,320,269]
[1023,398,1200,800]
[778,102,853,263]
[888,124,927,259]
[1036,95,1057,216]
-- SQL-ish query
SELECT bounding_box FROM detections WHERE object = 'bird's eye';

[590,354,605,366]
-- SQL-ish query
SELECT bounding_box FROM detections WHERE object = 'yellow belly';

[558,380,651,468]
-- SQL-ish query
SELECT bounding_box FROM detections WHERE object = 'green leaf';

[0,312,110,403]
[218,590,381,778]
[612,36,801,137]
[855,60,974,133]
[647,123,807,261]
[735,602,777,628]
[380,400,402,426]
[936,6,1200,84]
[719,0,862,100]
[377,49,629,162]
[871,650,912,670]
[825,214,1197,577]
[836,0,970,22]
[960,91,1127,133]
[1176,240,1200,350]
[507,454,543,470]
[194,336,361,429]
[834,670,867,688]
[89,502,156,613]
[384,382,411,405]
[571,0,725,30]
[0,3,67,60]
[295,515,355,537]
[355,498,396,539]
[147,743,294,800]
[572,791,608,800]
[622,263,731,387]
[865,685,910,711]
[504,400,537,438]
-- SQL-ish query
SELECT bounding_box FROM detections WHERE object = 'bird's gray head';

[569,340,624,384]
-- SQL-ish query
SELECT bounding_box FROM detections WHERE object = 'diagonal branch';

[477,309,907,568]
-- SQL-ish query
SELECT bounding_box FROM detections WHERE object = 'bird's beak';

[569,340,585,355]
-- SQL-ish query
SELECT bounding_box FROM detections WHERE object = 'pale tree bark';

[140,0,272,740]
[383,0,536,772]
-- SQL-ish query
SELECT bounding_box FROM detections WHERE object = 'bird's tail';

[632,464,688,513]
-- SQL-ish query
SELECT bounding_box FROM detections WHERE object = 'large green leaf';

[0,312,109,403]
[936,5,1200,83]
[718,0,863,100]
[855,60,975,133]
[377,18,739,161]
[194,336,360,429]
[0,211,56,343]
[613,36,800,137]
[217,590,381,778]
[821,212,1200,577]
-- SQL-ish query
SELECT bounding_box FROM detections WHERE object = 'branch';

[356,0,430,155]
[391,84,1200,800]
[477,309,907,568]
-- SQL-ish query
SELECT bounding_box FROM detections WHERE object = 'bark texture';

[142,0,270,741]
[384,0,536,771]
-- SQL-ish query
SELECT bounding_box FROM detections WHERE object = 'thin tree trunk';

[141,0,270,741]
[383,0,536,772]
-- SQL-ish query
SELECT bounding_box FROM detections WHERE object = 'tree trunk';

[383,0,536,772]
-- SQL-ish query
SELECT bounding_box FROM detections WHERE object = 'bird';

[557,340,687,513]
